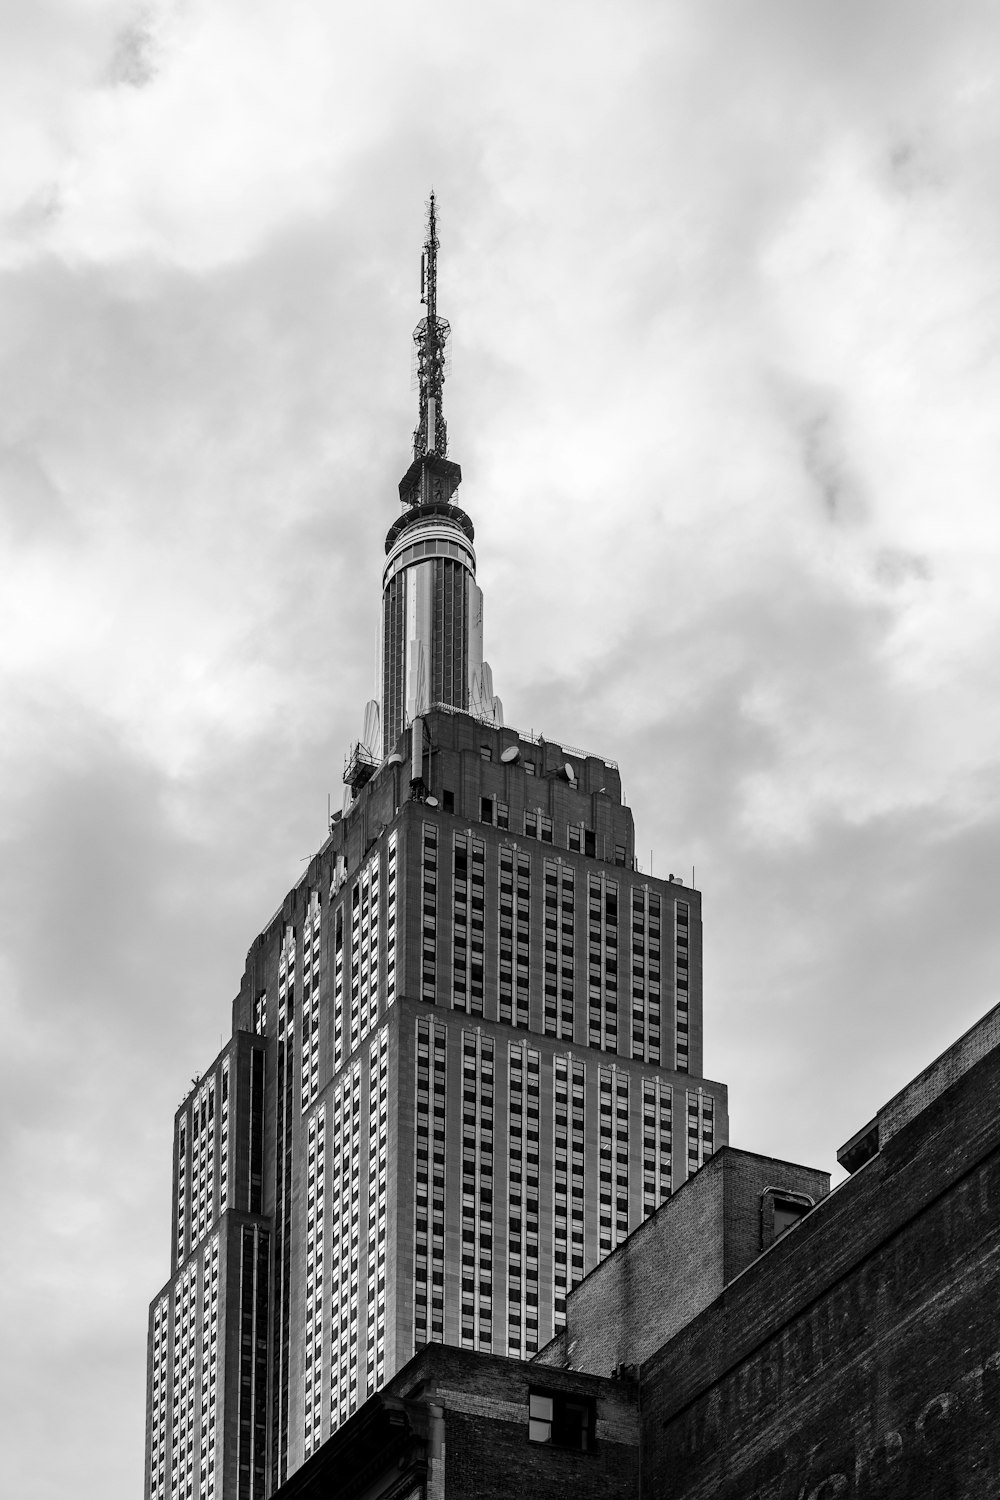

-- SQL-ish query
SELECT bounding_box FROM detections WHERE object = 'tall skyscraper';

[144,198,729,1500]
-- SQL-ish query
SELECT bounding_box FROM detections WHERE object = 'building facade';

[268,999,1000,1500]
[143,199,729,1500]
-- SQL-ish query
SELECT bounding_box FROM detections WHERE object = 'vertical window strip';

[349,860,380,1056]
[329,1061,361,1432]
[686,1088,714,1177]
[630,889,662,1065]
[588,876,619,1052]
[497,847,514,1024]
[219,1061,230,1213]
[186,1075,217,1249]
[199,1236,220,1500]
[175,1120,188,1264]
[675,900,690,1071]
[452,835,486,1015]
[642,1078,673,1216]
[506,1042,541,1357]
[552,1055,586,1326]
[271,925,295,1491]
[599,1063,631,1254]
[361,856,380,1041]
[300,891,322,1111]
[421,824,438,1003]
[543,862,576,1041]
[149,1296,170,1500]
[333,904,345,1070]
[413,1017,447,1348]
[253,990,267,1036]
[303,1104,326,1456]
[237,1224,270,1500]
[515,852,531,1028]
[365,1026,390,1394]
[460,1030,494,1351]
[386,833,397,1007]
[169,1263,199,1500]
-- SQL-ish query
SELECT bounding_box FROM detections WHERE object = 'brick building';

[272,1000,1000,1500]
[144,201,728,1500]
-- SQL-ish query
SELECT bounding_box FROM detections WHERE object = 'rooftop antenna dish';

[386,751,403,767]
[564,762,576,783]
[425,795,440,808]
[500,745,520,764]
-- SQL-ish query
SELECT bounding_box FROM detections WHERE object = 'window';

[524,762,535,776]
[774,1198,809,1238]
[481,797,494,825]
[480,745,493,761]
[442,790,454,812]
[528,1390,595,1451]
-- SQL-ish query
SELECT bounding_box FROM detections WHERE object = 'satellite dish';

[386,752,403,766]
[500,745,520,764]
[564,763,576,782]
[425,795,440,808]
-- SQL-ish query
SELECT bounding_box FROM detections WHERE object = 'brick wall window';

[528,1390,595,1452]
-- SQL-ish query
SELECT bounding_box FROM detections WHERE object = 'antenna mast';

[395,193,462,513]
[412,192,450,463]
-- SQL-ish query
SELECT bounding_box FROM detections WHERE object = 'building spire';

[413,191,449,462]
[397,193,462,510]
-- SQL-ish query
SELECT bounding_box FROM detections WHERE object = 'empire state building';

[144,197,729,1500]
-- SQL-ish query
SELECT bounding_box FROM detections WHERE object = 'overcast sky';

[4,1,1000,1494]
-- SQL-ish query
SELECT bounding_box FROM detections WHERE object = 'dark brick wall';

[641,1043,1000,1500]
[394,1345,639,1500]
[540,1148,828,1377]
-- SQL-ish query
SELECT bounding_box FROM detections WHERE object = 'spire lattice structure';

[397,193,462,512]
[412,192,450,463]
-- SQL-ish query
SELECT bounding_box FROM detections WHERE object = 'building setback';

[269,1000,1000,1500]
[143,199,728,1500]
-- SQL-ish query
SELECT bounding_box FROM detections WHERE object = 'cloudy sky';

[4,0,1000,1493]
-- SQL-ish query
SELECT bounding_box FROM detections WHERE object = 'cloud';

[3,1,1000,1495]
